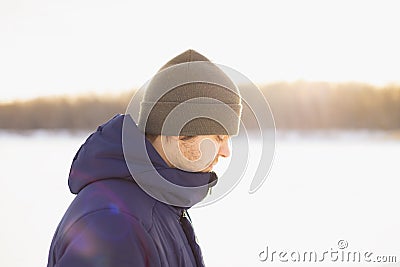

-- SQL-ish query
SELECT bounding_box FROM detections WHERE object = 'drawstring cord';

[179,209,205,267]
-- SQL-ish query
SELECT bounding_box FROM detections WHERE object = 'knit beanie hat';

[137,49,242,136]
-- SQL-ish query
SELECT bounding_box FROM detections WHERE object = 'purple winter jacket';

[47,114,218,267]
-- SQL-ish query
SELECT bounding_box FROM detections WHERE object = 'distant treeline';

[262,81,400,130]
[0,92,132,130]
[1,81,400,130]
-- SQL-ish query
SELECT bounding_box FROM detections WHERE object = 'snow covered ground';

[1,130,399,267]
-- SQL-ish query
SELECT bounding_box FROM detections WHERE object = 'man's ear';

[161,135,179,144]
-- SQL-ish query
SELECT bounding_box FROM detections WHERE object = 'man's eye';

[180,136,194,141]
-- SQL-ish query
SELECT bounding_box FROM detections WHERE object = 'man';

[47,49,242,266]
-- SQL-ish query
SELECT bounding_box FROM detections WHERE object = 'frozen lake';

[1,130,399,267]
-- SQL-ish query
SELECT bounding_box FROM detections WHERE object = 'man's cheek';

[198,139,218,164]
[179,142,201,161]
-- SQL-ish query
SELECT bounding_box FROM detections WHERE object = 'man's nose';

[218,140,230,158]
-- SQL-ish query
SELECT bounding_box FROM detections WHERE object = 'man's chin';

[201,164,215,173]
[172,159,217,173]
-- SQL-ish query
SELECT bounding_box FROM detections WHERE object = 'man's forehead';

[175,134,230,140]
[202,135,230,141]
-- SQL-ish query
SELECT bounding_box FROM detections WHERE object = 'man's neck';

[147,136,174,168]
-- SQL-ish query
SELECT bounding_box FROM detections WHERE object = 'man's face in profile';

[161,135,231,172]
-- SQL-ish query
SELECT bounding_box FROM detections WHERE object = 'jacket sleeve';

[55,209,160,267]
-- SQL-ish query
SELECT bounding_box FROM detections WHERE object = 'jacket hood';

[68,114,218,208]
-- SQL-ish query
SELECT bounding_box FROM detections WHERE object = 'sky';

[1,0,399,102]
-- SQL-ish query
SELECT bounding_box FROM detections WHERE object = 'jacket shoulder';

[61,179,157,234]
[50,208,161,267]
